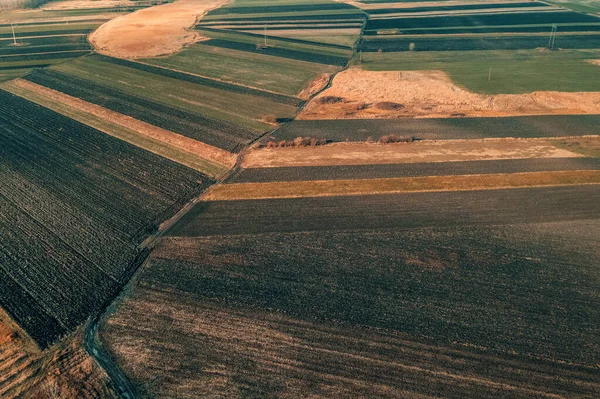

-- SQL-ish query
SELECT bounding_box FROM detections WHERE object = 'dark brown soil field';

[0,90,212,347]
[272,115,600,142]
[227,157,600,183]
[169,185,600,236]
[102,211,600,397]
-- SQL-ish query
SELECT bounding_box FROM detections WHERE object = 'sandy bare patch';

[242,139,583,168]
[11,79,236,170]
[588,59,600,66]
[299,69,600,119]
[89,0,226,59]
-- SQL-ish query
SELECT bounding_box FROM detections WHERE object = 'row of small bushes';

[264,136,328,148]
[263,134,414,148]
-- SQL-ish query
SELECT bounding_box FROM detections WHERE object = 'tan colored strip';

[205,170,600,201]
[11,78,236,170]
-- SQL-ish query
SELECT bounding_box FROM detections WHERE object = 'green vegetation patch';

[359,49,600,93]
[144,43,339,96]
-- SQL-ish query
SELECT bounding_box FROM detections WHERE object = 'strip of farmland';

[359,33,600,51]
[169,185,600,236]
[228,158,600,183]
[0,90,213,347]
[363,24,600,35]
[206,170,600,200]
[365,2,551,15]
[273,116,600,142]
[23,68,260,153]
[364,11,600,31]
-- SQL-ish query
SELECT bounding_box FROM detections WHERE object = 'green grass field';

[547,0,600,14]
[359,49,600,93]
[144,44,339,96]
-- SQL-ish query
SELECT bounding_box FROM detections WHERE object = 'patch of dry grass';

[242,139,583,168]
[206,170,600,200]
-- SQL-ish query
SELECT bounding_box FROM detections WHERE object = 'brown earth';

[205,170,600,200]
[299,69,600,119]
[89,0,226,59]
[242,138,583,168]
[0,312,116,399]
[10,78,236,170]
[588,59,600,66]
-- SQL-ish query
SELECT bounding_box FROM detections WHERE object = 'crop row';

[0,50,89,63]
[0,42,90,55]
[199,13,366,24]
[365,11,600,31]
[199,27,353,50]
[24,69,260,152]
[201,39,349,65]
[273,116,600,142]
[0,28,93,39]
[0,89,212,347]
[358,34,600,51]
[210,3,357,15]
[364,24,600,35]
[91,54,302,106]
[367,1,549,15]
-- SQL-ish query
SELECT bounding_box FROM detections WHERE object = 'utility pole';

[11,24,17,46]
[548,24,557,50]
[488,66,492,82]
[264,24,267,47]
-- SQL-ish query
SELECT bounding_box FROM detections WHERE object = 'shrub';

[375,102,403,111]
[262,114,277,124]
[379,134,414,144]
[317,96,344,105]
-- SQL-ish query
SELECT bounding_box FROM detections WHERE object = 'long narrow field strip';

[228,158,600,183]
[359,33,600,52]
[205,170,600,200]
[275,116,600,142]
[170,185,600,236]
[0,90,212,347]
[2,79,235,177]
[242,139,584,168]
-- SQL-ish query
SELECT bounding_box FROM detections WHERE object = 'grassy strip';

[1,80,231,178]
[206,170,600,200]
[552,137,600,158]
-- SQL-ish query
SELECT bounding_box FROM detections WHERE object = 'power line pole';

[264,24,267,47]
[11,24,17,46]
[548,24,557,50]
[488,66,492,81]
